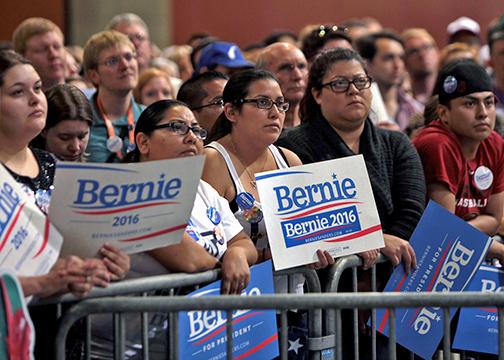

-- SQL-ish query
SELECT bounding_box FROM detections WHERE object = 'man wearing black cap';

[414,59,504,263]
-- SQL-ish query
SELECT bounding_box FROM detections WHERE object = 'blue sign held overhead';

[178,260,279,360]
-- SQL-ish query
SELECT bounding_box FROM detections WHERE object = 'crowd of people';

[2,10,504,359]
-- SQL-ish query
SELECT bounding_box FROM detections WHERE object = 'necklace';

[229,138,269,189]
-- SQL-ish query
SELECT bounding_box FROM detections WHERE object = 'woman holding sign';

[0,50,129,297]
[276,48,425,359]
[125,99,257,294]
[277,48,425,272]
[202,69,335,273]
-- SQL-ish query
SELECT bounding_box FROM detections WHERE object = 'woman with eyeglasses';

[202,69,334,274]
[277,48,425,359]
[124,99,257,293]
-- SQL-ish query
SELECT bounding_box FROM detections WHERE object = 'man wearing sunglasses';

[177,71,229,138]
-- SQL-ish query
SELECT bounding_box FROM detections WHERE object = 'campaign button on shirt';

[236,192,255,210]
[106,135,123,153]
[206,206,221,225]
[473,166,493,191]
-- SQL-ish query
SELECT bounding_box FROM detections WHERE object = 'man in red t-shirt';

[414,59,504,263]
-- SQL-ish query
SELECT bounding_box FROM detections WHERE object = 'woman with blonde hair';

[133,67,174,106]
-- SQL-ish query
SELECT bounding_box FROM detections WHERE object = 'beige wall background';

[1,0,504,50]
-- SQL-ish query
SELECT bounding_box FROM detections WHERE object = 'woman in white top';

[202,69,333,269]
[125,99,257,294]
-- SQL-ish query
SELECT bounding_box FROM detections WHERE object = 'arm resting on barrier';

[221,231,257,295]
[148,232,219,273]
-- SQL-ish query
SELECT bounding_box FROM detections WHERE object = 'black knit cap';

[434,59,492,105]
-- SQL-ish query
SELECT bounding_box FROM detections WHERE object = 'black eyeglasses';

[190,98,224,111]
[321,76,373,93]
[237,97,290,112]
[153,121,208,140]
[100,52,137,67]
[316,24,348,38]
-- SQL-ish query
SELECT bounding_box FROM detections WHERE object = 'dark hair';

[31,84,94,150]
[0,50,31,87]
[355,31,404,61]
[300,48,367,123]
[177,71,229,109]
[263,30,298,46]
[488,23,504,54]
[124,99,188,163]
[209,69,279,141]
[301,24,353,62]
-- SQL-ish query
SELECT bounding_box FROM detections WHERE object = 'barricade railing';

[37,266,322,359]
[54,292,504,360]
[324,253,390,360]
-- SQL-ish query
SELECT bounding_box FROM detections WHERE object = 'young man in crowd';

[177,71,228,137]
[413,60,504,263]
[12,17,66,90]
[357,31,424,131]
[83,30,143,162]
[256,42,308,128]
[401,28,439,106]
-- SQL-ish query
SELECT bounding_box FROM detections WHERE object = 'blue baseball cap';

[197,41,254,72]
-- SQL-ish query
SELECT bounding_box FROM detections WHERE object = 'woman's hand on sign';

[307,249,335,270]
[100,243,130,281]
[381,234,417,273]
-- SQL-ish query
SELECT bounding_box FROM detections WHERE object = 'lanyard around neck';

[97,97,135,159]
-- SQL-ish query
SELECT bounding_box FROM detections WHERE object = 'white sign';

[256,155,384,270]
[0,165,62,277]
[50,157,204,258]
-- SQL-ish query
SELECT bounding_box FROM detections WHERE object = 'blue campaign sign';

[375,201,492,360]
[453,264,504,355]
[179,260,279,360]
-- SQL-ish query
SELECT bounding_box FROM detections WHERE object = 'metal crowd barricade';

[54,292,504,360]
[324,253,390,360]
[37,266,323,359]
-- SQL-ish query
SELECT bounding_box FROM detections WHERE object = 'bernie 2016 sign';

[453,264,504,355]
[179,260,279,360]
[49,157,203,258]
[256,155,384,270]
[375,201,492,359]
[0,165,61,278]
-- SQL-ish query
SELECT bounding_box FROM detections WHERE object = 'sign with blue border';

[50,157,203,257]
[179,260,279,360]
[375,201,492,359]
[256,155,383,270]
[453,264,504,355]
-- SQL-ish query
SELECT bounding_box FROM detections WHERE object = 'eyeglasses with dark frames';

[320,76,373,93]
[152,121,208,140]
[316,24,348,38]
[190,98,224,111]
[236,97,290,112]
[100,52,137,67]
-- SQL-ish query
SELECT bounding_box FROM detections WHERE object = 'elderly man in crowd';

[256,42,308,128]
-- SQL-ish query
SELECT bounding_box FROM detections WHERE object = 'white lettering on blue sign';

[0,182,20,233]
